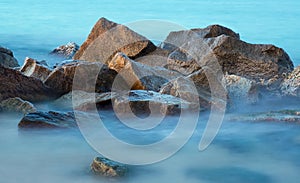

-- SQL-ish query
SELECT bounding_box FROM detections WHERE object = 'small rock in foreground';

[91,157,128,177]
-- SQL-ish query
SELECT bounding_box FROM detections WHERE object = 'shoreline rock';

[0,46,19,68]
[91,157,128,177]
[0,97,37,114]
[50,42,79,59]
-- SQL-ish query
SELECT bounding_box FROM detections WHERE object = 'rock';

[0,65,57,102]
[91,157,128,177]
[0,46,19,68]
[0,97,37,114]
[112,90,196,116]
[18,111,76,129]
[281,66,300,97]
[44,61,119,96]
[222,74,258,106]
[228,110,300,123]
[108,52,181,91]
[160,24,240,52]
[50,42,79,59]
[160,69,227,110]
[73,17,156,63]
[20,57,52,81]
[164,35,294,80]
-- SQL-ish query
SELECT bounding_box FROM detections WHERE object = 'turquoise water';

[0,0,299,66]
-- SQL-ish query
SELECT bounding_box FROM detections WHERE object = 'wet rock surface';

[0,46,19,68]
[0,97,37,114]
[91,157,128,177]
[281,66,300,97]
[74,17,156,63]
[18,111,76,129]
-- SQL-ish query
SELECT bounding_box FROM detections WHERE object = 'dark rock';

[73,17,156,63]
[0,97,37,114]
[18,111,76,129]
[91,157,128,177]
[50,42,79,59]
[108,52,181,91]
[281,66,300,97]
[0,65,57,102]
[20,57,52,81]
[0,46,19,68]
[44,61,118,96]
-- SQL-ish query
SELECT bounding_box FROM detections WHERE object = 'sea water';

[1,0,300,182]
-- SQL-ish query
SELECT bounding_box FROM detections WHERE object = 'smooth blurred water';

[0,0,299,66]
[1,112,300,183]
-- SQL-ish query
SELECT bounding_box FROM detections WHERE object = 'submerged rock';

[281,66,300,97]
[0,46,19,68]
[73,17,156,63]
[50,42,79,59]
[229,110,300,123]
[108,52,181,91]
[18,111,76,129]
[0,65,56,102]
[91,157,128,177]
[0,97,37,114]
[20,57,52,81]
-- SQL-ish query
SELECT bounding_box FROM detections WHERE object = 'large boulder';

[164,35,294,80]
[0,65,56,102]
[44,61,119,96]
[50,42,79,59]
[0,97,37,114]
[18,111,76,129]
[160,24,240,52]
[91,157,128,177]
[20,57,52,81]
[0,46,19,68]
[280,66,300,97]
[108,52,181,91]
[73,17,156,63]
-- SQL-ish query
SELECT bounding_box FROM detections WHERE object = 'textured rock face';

[164,35,294,80]
[20,57,52,81]
[50,42,79,59]
[18,111,76,129]
[91,157,128,177]
[222,75,258,106]
[160,24,240,52]
[0,65,56,102]
[0,46,19,68]
[108,52,181,91]
[44,61,118,96]
[0,97,37,114]
[281,66,300,97]
[73,17,156,63]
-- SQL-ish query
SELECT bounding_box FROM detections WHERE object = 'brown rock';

[0,46,19,68]
[44,61,119,96]
[160,24,240,52]
[281,66,300,97]
[108,52,181,91]
[0,65,56,102]
[73,17,156,63]
[20,57,52,81]
[91,157,128,177]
